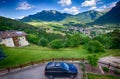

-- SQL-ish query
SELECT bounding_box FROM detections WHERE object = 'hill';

[20,10,72,22]
[93,1,120,24]
[0,16,37,32]
[62,10,104,24]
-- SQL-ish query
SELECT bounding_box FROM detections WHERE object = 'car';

[44,62,78,79]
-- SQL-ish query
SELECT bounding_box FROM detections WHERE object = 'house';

[0,30,29,47]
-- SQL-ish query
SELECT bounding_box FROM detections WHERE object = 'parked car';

[45,62,78,79]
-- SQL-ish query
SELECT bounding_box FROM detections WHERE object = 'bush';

[80,63,86,72]
[84,40,105,53]
[102,67,109,72]
[87,55,98,67]
[0,48,6,60]
[38,38,48,47]
[49,39,63,49]
[113,69,120,75]
[64,34,81,47]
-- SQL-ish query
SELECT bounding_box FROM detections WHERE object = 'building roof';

[0,30,27,39]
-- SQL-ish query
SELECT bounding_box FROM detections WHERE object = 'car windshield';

[61,62,69,70]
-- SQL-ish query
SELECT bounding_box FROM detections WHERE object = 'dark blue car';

[45,62,78,79]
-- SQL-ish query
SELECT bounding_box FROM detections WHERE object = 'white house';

[0,30,29,47]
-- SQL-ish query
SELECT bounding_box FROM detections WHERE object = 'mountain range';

[20,10,105,23]
[20,10,72,22]
[20,1,120,24]
[93,1,120,24]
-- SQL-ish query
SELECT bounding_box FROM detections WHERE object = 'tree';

[110,30,120,49]
[87,55,98,68]
[0,48,6,60]
[49,39,63,49]
[64,34,81,47]
[85,40,105,53]
[94,35,112,49]
[38,38,48,47]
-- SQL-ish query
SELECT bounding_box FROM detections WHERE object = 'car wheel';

[70,75,75,79]
[48,75,53,79]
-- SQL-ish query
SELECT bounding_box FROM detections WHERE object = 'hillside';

[0,16,37,32]
[20,10,104,23]
[62,10,104,24]
[93,1,120,24]
[20,10,72,22]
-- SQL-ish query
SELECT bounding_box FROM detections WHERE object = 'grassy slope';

[0,44,120,69]
[27,22,66,35]
[87,73,119,79]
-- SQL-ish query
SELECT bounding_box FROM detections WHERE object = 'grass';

[87,73,119,79]
[0,44,120,69]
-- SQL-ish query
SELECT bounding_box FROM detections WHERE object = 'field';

[0,44,120,69]
[87,73,119,79]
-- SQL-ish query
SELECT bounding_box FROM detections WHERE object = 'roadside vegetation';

[87,73,119,79]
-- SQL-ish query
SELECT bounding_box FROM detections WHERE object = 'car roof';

[46,62,69,70]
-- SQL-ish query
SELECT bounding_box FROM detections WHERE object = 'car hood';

[68,64,78,73]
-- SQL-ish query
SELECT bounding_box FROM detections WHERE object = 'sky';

[0,0,119,19]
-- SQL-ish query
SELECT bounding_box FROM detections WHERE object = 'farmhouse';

[0,30,29,47]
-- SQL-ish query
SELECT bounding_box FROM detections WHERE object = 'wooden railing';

[0,58,120,73]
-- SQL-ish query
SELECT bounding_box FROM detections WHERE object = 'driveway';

[0,62,82,79]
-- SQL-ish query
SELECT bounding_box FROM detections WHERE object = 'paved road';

[0,62,82,79]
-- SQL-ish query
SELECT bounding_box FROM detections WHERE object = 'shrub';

[80,63,86,72]
[113,69,120,75]
[102,67,109,72]
[49,39,63,49]
[84,40,105,53]
[38,38,48,47]
[64,34,81,47]
[87,55,98,67]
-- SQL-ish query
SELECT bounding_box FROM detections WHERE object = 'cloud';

[58,0,72,6]
[109,1,117,8]
[81,0,96,7]
[95,1,117,11]
[89,6,97,10]
[16,1,34,10]
[63,6,80,15]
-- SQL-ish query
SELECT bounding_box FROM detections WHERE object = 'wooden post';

[31,61,34,66]
[108,63,111,69]
[72,58,73,62]
[7,67,10,72]
[82,58,84,63]
[52,58,54,62]
[19,64,22,68]
[42,59,44,63]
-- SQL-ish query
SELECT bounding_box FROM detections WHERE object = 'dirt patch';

[99,56,120,67]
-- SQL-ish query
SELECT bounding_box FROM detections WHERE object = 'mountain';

[93,1,120,24]
[20,10,72,22]
[62,10,104,23]
[0,16,37,32]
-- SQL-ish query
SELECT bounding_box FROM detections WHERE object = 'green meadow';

[0,44,120,69]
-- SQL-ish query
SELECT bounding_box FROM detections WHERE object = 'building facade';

[0,31,29,47]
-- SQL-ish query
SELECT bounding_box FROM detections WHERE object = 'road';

[0,62,82,79]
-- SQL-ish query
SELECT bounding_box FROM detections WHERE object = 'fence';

[0,58,120,73]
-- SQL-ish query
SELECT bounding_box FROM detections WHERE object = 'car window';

[61,63,69,70]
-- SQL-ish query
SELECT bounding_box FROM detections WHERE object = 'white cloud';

[63,6,80,15]
[58,0,72,6]
[95,1,117,11]
[16,1,34,10]
[81,0,96,7]
[89,6,97,10]
[109,1,117,8]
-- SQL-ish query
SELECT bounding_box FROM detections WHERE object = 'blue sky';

[0,0,119,19]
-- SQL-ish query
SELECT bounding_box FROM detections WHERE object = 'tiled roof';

[0,30,27,39]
